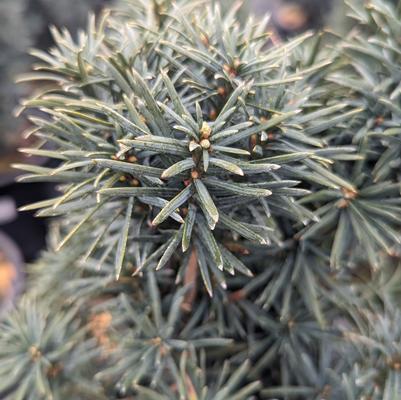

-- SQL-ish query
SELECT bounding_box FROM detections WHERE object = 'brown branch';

[181,248,199,313]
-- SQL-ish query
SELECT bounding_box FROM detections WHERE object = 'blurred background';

[0,0,341,312]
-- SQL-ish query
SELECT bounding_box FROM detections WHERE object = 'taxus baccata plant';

[2,0,401,398]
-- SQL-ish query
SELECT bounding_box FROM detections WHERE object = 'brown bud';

[217,86,226,96]
[200,139,211,149]
[89,311,114,355]
[200,122,212,139]
[341,187,358,200]
[223,64,237,77]
[224,241,250,255]
[337,199,350,209]
[159,344,168,357]
[229,289,246,302]
[191,170,200,180]
[150,337,162,346]
[321,385,332,398]
[394,362,401,371]
[47,363,63,379]
[375,115,384,126]
[200,32,209,46]
[209,109,217,120]
[29,346,42,361]
[250,134,258,148]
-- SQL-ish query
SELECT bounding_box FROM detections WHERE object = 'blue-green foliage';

[1,0,401,398]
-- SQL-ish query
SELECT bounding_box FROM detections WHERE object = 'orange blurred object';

[275,3,308,31]
[0,258,16,301]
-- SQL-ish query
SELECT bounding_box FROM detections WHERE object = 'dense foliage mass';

[1,0,401,398]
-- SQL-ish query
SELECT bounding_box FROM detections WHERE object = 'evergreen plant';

[2,0,401,398]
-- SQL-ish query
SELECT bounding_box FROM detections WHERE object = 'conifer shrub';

[2,0,401,398]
